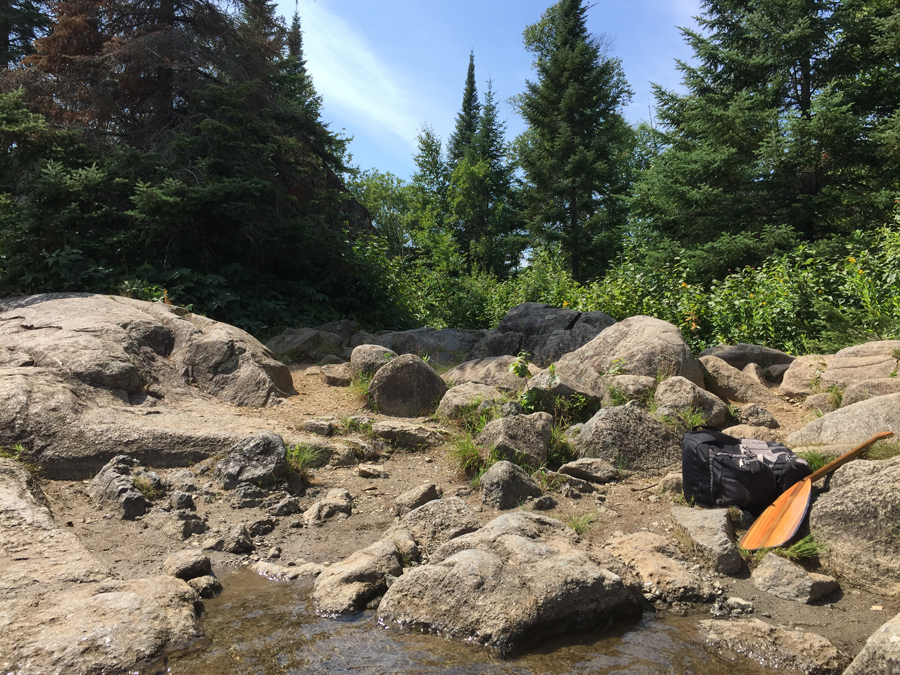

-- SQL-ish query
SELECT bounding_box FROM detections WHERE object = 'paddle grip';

[807,431,894,483]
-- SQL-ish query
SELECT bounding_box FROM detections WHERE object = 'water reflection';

[161,568,769,675]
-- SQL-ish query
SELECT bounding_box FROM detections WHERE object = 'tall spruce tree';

[447,50,480,166]
[516,0,632,281]
[1,0,50,68]
[633,0,900,277]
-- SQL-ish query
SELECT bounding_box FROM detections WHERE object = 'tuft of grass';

[672,492,694,507]
[826,385,843,409]
[287,443,324,482]
[774,534,823,561]
[547,424,575,469]
[567,511,596,535]
[348,374,373,406]
[864,440,900,461]
[797,450,830,473]
[341,417,373,436]
[605,385,629,407]
[449,434,500,488]
[0,443,41,475]
[614,451,629,476]
[132,477,161,500]
[533,468,567,492]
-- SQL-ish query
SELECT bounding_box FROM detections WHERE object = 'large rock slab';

[699,343,795,371]
[606,531,713,602]
[497,302,580,337]
[312,540,403,615]
[809,455,900,596]
[700,355,784,406]
[751,553,838,604]
[370,420,437,449]
[369,354,447,417]
[844,610,900,675]
[670,506,742,574]
[212,431,287,490]
[375,327,487,359]
[377,511,642,656]
[476,412,553,468]
[467,330,524,360]
[819,340,900,390]
[437,382,504,418]
[523,323,604,368]
[780,354,832,398]
[786,393,900,447]
[442,356,539,392]
[0,459,201,674]
[699,618,847,675]
[654,376,728,427]
[381,497,480,562]
[557,457,618,484]
[842,378,900,407]
[350,344,397,379]
[573,405,681,473]
[266,327,343,360]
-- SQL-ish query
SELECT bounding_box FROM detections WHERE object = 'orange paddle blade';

[740,478,811,551]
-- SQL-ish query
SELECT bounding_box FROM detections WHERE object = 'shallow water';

[161,568,771,675]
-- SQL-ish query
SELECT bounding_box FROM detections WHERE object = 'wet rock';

[670,506,742,574]
[442,356,539,392]
[312,540,403,615]
[223,524,254,553]
[497,302,580,337]
[350,344,398,378]
[381,497,480,562]
[787,393,900,448]
[169,490,195,511]
[480,461,543,510]
[163,549,212,581]
[844,610,900,675]
[654,376,728,427]
[254,560,325,581]
[476,412,553,468]
[212,431,288,490]
[780,354,832,397]
[809,455,900,596]
[700,355,784,406]
[228,483,266,509]
[393,483,443,517]
[557,458,618,484]
[321,363,352,387]
[437,382,505,418]
[371,420,436,449]
[699,618,847,675]
[304,488,352,526]
[368,354,448,417]
[842,378,900,407]
[606,532,713,602]
[738,403,779,429]
[699,344,794,371]
[377,511,642,656]
[573,405,681,473]
[187,575,223,598]
[751,553,838,603]
[86,455,149,520]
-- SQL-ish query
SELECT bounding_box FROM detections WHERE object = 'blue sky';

[278,0,704,181]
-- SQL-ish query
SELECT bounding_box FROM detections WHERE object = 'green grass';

[797,450,830,473]
[449,433,494,484]
[286,443,325,482]
[132,477,161,500]
[348,374,373,406]
[547,424,576,468]
[740,533,824,567]
[0,443,41,475]
[566,511,596,535]
[340,416,373,436]
[864,440,900,461]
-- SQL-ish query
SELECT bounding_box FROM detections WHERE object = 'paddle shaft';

[807,431,894,483]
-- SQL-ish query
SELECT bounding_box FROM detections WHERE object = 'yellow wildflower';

[562,301,569,307]
[848,257,856,263]
[859,269,864,274]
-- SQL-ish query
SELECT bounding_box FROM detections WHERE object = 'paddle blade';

[740,478,812,551]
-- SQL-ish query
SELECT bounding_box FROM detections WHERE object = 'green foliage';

[349,374,374,406]
[508,352,533,379]
[566,511,596,536]
[864,440,900,461]
[132,478,161,500]
[0,442,40,474]
[449,434,500,486]
[797,450,830,473]
[547,424,576,468]
[772,534,823,562]
[286,443,324,482]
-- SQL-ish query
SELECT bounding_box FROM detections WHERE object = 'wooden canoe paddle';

[739,431,894,551]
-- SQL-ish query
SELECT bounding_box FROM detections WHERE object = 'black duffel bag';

[682,429,811,516]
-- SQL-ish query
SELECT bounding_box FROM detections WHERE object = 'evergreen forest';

[2,0,899,353]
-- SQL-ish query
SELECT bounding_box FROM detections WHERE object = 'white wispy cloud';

[290,1,438,154]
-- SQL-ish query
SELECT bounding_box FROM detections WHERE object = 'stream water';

[161,568,773,674]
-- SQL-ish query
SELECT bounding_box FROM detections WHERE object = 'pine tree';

[446,50,480,166]
[516,0,633,281]
[633,0,900,275]
[1,0,50,68]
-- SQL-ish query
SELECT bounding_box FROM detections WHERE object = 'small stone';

[302,418,338,436]
[162,549,211,581]
[357,464,385,478]
[187,575,223,598]
[169,490,195,511]
[267,547,281,559]
[532,495,557,511]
